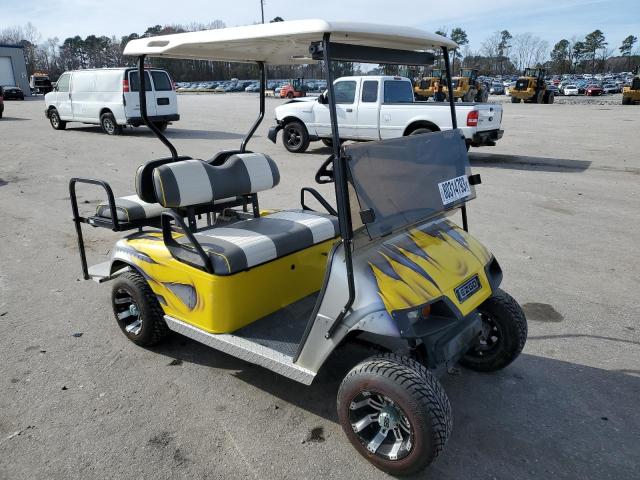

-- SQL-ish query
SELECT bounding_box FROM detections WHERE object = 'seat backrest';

[135,155,192,203]
[153,153,280,208]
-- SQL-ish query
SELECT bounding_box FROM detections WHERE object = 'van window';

[151,71,172,91]
[383,80,414,103]
[361,81,378,102]
[57,74,70,92]
[334,81,356,104]
[129,71,153,92]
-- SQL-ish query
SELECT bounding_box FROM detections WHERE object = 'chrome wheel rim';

[103,118,115,134]
[114,288,142,335]
[285,126,301,148]
[349,390,413,461]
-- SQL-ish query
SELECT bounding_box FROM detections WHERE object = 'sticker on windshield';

[438,175,471,205]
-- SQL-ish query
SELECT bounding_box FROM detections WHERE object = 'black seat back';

[135,156,192,203]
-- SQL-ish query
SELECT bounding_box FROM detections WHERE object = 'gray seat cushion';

[96,195,168,222]
[178,210,339,275]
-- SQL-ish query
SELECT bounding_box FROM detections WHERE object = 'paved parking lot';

[1,94,639,479]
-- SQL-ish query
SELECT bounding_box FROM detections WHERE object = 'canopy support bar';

[240,61,266,152]
[322,33,356,339]
[137,55,178,160]
[442,46,468,231]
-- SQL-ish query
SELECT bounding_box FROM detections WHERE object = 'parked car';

[585,84,603,96]
[44,68,179,135]
[546,84,559,95]
[602,83,620,94]
[271,75,503,153]
[563,84,579,96]
[1,85,25,100]
[489,83,505,95]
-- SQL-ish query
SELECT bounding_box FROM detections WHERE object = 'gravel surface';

[0,94,639,480]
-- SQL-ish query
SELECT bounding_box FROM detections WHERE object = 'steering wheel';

[315,156,335,184]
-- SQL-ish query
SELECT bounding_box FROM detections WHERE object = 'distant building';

[0,44,31,95]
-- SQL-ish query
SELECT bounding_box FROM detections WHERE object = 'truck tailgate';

[475,104,502,131]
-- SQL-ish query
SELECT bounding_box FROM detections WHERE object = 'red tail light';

[122,79,129,93]
[467,110,479,127]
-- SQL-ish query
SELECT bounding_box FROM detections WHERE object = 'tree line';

[1,21,637,82]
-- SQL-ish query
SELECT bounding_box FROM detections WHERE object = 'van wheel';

[282,120,310,153]
[337,354,452,475]
[153,121,168,132]
[49,109,66,130]
[100,112,122,135]
[111,271,169,347]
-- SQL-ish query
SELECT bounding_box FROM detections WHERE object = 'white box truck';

[44,68,179,135]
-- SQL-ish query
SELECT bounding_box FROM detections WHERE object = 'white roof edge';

[123,19,457,65]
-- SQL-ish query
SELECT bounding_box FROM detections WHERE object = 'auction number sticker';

[438,175,471,205]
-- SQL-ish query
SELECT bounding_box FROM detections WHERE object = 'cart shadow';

[469,152,592,173]
[67,125,244,140]
[0,116,29,121]
[154,338,640,478]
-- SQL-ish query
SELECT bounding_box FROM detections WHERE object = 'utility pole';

[260,0,265,24]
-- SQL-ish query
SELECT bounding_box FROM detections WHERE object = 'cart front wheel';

[337,354,452,475]
[111,271,169,346]
[460,289,527,372]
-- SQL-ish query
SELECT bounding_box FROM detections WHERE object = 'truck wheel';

[282,120,310,153]
[337,354,452,475]
[100,112,123,135]
[409,127,436,136]
[49,108,66,130]
[460,289,527,372]
[111,271,169,347]
[511,96,521,103]
[153,121,168,132]
[622,96,631,105]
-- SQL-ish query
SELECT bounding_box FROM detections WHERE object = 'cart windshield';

[346,130,475,240]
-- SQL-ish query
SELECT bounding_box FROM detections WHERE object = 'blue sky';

[2,0,637,54]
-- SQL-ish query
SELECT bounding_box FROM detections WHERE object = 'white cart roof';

[123,19,456,64]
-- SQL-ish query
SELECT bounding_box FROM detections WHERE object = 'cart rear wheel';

[460,289,527,372]
[337,354,452,475]
[282,120,310,153]
[111,271,169,346]
[49,109,66,130]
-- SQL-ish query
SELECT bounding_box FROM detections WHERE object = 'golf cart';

[68,20,527,475]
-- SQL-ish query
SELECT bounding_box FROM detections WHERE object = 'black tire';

[100,112,122,135]
[409,127,436,136]
[337,354,452,476]
[622,95,631,105]
[49,108,66,130]
[547,91,554,104]
[154,121,168,132]
[321,137,342,148]
[287,91,294,99]
[535,90,544,104]
[282,120,310,153]
[111,271,169,347]
[460,289,527,372]
[511,96,521,103]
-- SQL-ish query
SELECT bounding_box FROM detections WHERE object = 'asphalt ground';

[0,93,638,479]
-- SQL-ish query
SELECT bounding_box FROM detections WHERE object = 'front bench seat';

[177,210,339,275]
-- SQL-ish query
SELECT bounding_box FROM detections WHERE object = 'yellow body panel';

[368,220,493,317]
[116,233,334,333]
[510,78,537,100]
[622,86,640,101]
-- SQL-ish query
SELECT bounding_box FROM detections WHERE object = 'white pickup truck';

[269,75,503,153]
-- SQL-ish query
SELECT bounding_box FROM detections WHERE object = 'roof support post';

[241,61,266,152]
[137,55,178,160]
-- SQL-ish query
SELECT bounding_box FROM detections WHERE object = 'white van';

[44,68,179,135]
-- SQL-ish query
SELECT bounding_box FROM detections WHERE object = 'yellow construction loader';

[510,68,554,104]
[414,69,444,100]
[622,67,640,105]
[447,69,489,102]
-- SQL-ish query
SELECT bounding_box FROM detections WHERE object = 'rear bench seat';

[153,156,339,275]
[94,154,259,225]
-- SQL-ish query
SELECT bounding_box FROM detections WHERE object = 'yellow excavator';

[414,69,445,100]
[510,68,553,104]
[622,67,640,105]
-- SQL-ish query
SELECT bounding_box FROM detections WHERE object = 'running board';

[164,316,316,385]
